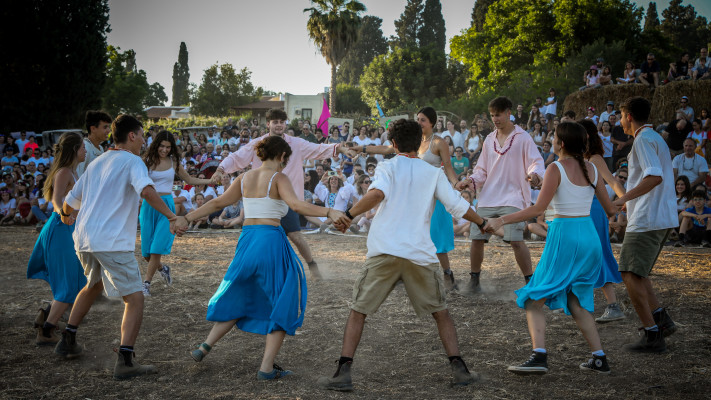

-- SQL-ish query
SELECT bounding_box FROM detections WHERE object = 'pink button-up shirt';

[219,134,341,201]
[470,125,545,210]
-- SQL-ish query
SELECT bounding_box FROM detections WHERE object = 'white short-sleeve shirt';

[672,153,709,184]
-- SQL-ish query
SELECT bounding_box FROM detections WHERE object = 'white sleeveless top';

[419,136,441,167]
[551,161,598,216]
[149,167,174,193]
[241,171,289,219]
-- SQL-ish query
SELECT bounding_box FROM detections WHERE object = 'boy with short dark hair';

[77,110,112,176]
[676,190,711,247]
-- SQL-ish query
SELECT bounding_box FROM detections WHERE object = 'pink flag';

[316,97,330,138]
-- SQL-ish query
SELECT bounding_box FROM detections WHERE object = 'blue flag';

[375,101,384,117]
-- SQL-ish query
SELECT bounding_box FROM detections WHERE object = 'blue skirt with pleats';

[515,217,601,315]
[27,213,86,303]
[206,225,307,336]
[590,197,622,288]
[430,200,454,254]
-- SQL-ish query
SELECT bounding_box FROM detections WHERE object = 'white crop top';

[550,161,598,216]
[241,172,289,219]
[149,167,175,193]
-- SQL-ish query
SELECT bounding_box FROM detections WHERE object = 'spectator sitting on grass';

[187,193,209,230]
[210,200,244,229]
[453,190,475,238]
[674,175,693,222]
[673,138,708,187]
[675,190,711,247]
[0,189,16,225]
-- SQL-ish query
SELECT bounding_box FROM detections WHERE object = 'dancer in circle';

[139,131,213,296]
[348,107,462,290]
[180,136,348,380]
[27,132,87,345]
[485,121,617,375]
[577,119,627,323]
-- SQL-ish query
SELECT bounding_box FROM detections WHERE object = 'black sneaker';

[624,328,666,353]
[54,331,82,359]
[443,269,458,291]
[114,351,157,380]
[579,355,611,374]
[507,352,548,375]
[317,360,353,392]
[652,308,677,337]
[467,272,481,294]
[450,358,478,386]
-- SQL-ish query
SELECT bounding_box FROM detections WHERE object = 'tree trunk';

[330,63,337,113]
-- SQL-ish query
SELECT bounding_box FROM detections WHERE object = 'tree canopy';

[335,15,388,86]
[191,64,263,116]
[172,42,190,106]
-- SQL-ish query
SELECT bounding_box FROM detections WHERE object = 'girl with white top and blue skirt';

[140,131,212,296]
[485,122,617,375]
[181,136,348,380]
[27,132,87,345]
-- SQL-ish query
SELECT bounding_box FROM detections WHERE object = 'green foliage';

[334,84,370,114]
[471,0,495,32]
[418,0,445,53]
[304,0,366,112]
[191,64,262,117]
[146,82,168,107]
[0,0,110,131]
[644,2,660,31]
[335,16,388,85]
[172,42,190,106]
[391,0,423,49]
[101,46,151,117]
[661,0,711,54]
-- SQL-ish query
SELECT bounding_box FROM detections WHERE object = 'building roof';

[144,106,189,119]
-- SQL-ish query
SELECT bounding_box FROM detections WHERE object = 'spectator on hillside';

[543,88,558,132]
[666,52,691,83]
[599,101,616,125]
[580,65,601,90]
[639,53,661,88]
[464,123,483,164]
[512,104,527,128]
[693,48,711,80]
[687,119,708,157]
[677,96,695,121]
[539,140,557,167]
[616,61,637,84]
[662,111,693,158]
[23,135,39,156]
[700,108,710,128]
[609,113,631,167]
[673,138,709,187]
[447,121,465,149]
[529,121,546,149]
[5,136,19,156]
[675,190,711,247]
[459,119,470,138]
[561,110,576,123]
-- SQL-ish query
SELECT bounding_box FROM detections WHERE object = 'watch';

[345,209,354,219]
[59,208,71,217]
[476,218,487,230]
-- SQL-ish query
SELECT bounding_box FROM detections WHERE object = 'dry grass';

[1,226,710,399]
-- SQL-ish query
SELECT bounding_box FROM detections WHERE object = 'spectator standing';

[673,138,709,187]
[639,54,661,89]
[544,89,557,132]
[598,121,614,171]
[76,111,112,176]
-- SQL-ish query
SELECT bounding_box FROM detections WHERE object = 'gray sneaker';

[317,361,353,392]
[142,282,151,297]
[114,351,157,380]
[595,303,625,323]
[159,265,173,286]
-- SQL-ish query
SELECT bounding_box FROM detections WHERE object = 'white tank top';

[551,161,598,216]
[241,171,289,219]
[149,167,175,193]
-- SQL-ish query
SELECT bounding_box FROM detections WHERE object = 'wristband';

[476,218,487,230]
[345,209,354,219]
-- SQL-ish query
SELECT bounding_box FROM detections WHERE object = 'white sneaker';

[142,282,151,297]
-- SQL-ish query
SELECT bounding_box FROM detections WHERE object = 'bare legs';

[470,240,532,276]
[287,231,313,264]
[144,254,162,283]
[600,283,618,305]
[46,300,71,326]
[523,294,602,352]
[621,272,659,327]
[436,253,450,272]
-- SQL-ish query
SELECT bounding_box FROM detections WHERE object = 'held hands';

[455,178,474,192]
[612,198,625,211]
[527,173,542,187]
[328,209,351,233]
[211,168,224,183]
[171,216,190,236]
[483,217,504,233]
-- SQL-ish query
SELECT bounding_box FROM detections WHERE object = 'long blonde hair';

[43,132,83,202]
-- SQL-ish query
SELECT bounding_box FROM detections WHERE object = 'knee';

[432,309,450,321]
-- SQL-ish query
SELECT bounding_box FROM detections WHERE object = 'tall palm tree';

[304,0,366,113]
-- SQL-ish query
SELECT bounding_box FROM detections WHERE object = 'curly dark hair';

[389,119,422,153]
[144,131,181,171]
[255,135,292,163]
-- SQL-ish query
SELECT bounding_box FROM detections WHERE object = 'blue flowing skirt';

[27,213,86,303]
[139,195,176,257]
[515,217,601,315]
[430,200,454,254]
[206,225,307,336]
[591,197,622,288]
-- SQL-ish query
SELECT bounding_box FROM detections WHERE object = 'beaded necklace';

[493,131,517,155]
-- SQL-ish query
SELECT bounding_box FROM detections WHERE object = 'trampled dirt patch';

[1,226,709,399]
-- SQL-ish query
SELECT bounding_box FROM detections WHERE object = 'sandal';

[190,342,211,362]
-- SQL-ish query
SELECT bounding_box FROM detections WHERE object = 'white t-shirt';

[189,186,217,202]
[173,189,192,211]
[467,136,480,152]
[15,139,29,156]
[66,150,155,252]
[545,96,557,115]
[76,138,104,176]
[599,132,613,157]
[333,183,358,212]
[672,153,709,184]
[626,127,678,232]
[0,198,16,216]
[452,131,465,150]
[366,156,471,266]
[38,197,54,212]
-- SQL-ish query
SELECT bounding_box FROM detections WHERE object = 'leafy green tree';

[418,0,445,52]
[304,0,366,112]
[1,0,110,131]
[471,0,495,32]
[391,0,423,49]
[101,46,151,116]
[172,42,190,106]
[334,83,370,114]
[335,16,388,85]
[146,82,168,107]
[644,2,660,31]
[191,64,262,116]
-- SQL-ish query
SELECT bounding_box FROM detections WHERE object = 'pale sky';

[107,0,711,106]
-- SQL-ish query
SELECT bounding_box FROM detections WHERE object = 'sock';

[338,356,353,366]
[119,345,134,366]
[469,272,480,277]
[65,324,78,333]
[652,307,663,315]
[645,325,659,332]
[144,280,151,285]
[524,274,533,283]
[533,348,546,354]
[41,322,56,338]
[592,350,605,357]
[448,355,462,363]
[444,269,454,276]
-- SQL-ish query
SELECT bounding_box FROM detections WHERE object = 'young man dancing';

[76,110,112,176]
[318,119,487,391]
[212,108,351,279]
[55,115,179,379]
[613,97,679,352]
[456,97,545,292]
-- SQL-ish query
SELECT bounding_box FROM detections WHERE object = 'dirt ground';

[1,226,710,399]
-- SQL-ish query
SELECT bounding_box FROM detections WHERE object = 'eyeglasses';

[618,175,627,180]
[363,180,371,184]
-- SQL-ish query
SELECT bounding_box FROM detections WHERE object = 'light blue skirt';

[591,197,622,288]
[27,213,86,303]
[139,195,175,257]
[430,200,454,254]
[515,217,601,315]
[206,225,307,336]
